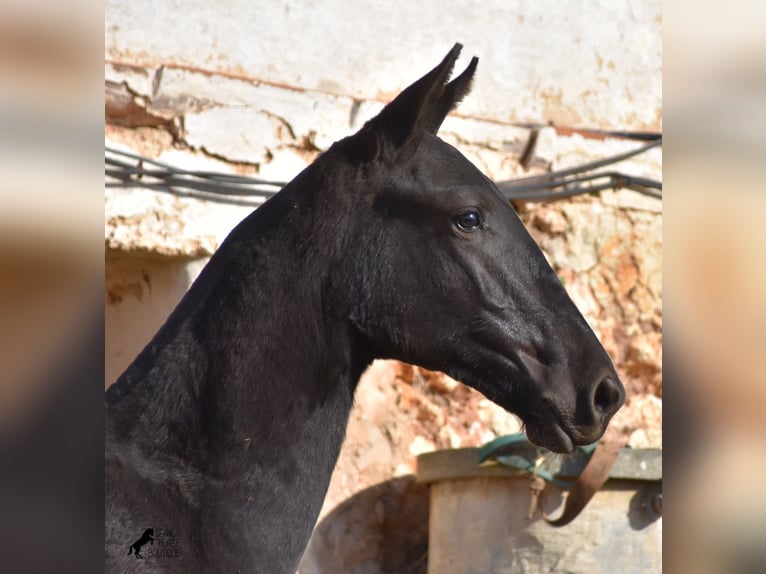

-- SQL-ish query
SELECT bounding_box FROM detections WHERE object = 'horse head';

[325,44,624,453]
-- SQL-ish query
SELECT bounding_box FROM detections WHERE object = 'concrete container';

[417,446,661,574]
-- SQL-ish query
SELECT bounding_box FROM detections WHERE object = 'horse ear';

[424,56,478,134]
[367,43,464,150]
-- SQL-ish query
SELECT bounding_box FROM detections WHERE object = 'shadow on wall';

[298,476,430,574]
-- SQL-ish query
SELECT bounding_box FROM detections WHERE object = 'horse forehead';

[412,136,490,187]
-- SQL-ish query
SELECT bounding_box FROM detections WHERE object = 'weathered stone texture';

[521,192,662,400]
[106,0,661,130]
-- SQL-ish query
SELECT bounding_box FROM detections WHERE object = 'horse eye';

[454,210,483,231]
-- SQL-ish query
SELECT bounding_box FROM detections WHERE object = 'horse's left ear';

[366,44,478,151]
[424,55,478,134]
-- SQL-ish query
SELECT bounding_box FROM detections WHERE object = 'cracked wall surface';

[106,0,661,130]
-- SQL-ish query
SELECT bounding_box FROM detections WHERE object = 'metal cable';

[105,138,662,204]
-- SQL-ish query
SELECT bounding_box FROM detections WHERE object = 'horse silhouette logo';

[128,528,154,559]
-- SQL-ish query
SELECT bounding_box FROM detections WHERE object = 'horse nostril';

[593,376,625,416]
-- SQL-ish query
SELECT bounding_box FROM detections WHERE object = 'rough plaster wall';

[105,252,206,385]
[519,194,662,440]
[105,0,661,187]
[106,0,661,130]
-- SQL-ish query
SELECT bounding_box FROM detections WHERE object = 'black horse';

[105,44,624,573]
[128,528,154,559]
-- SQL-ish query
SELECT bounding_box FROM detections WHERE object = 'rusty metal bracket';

[542,438,622,527]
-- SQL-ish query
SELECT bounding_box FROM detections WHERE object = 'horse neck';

[107,175,370,484]
[107,163,374,570]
